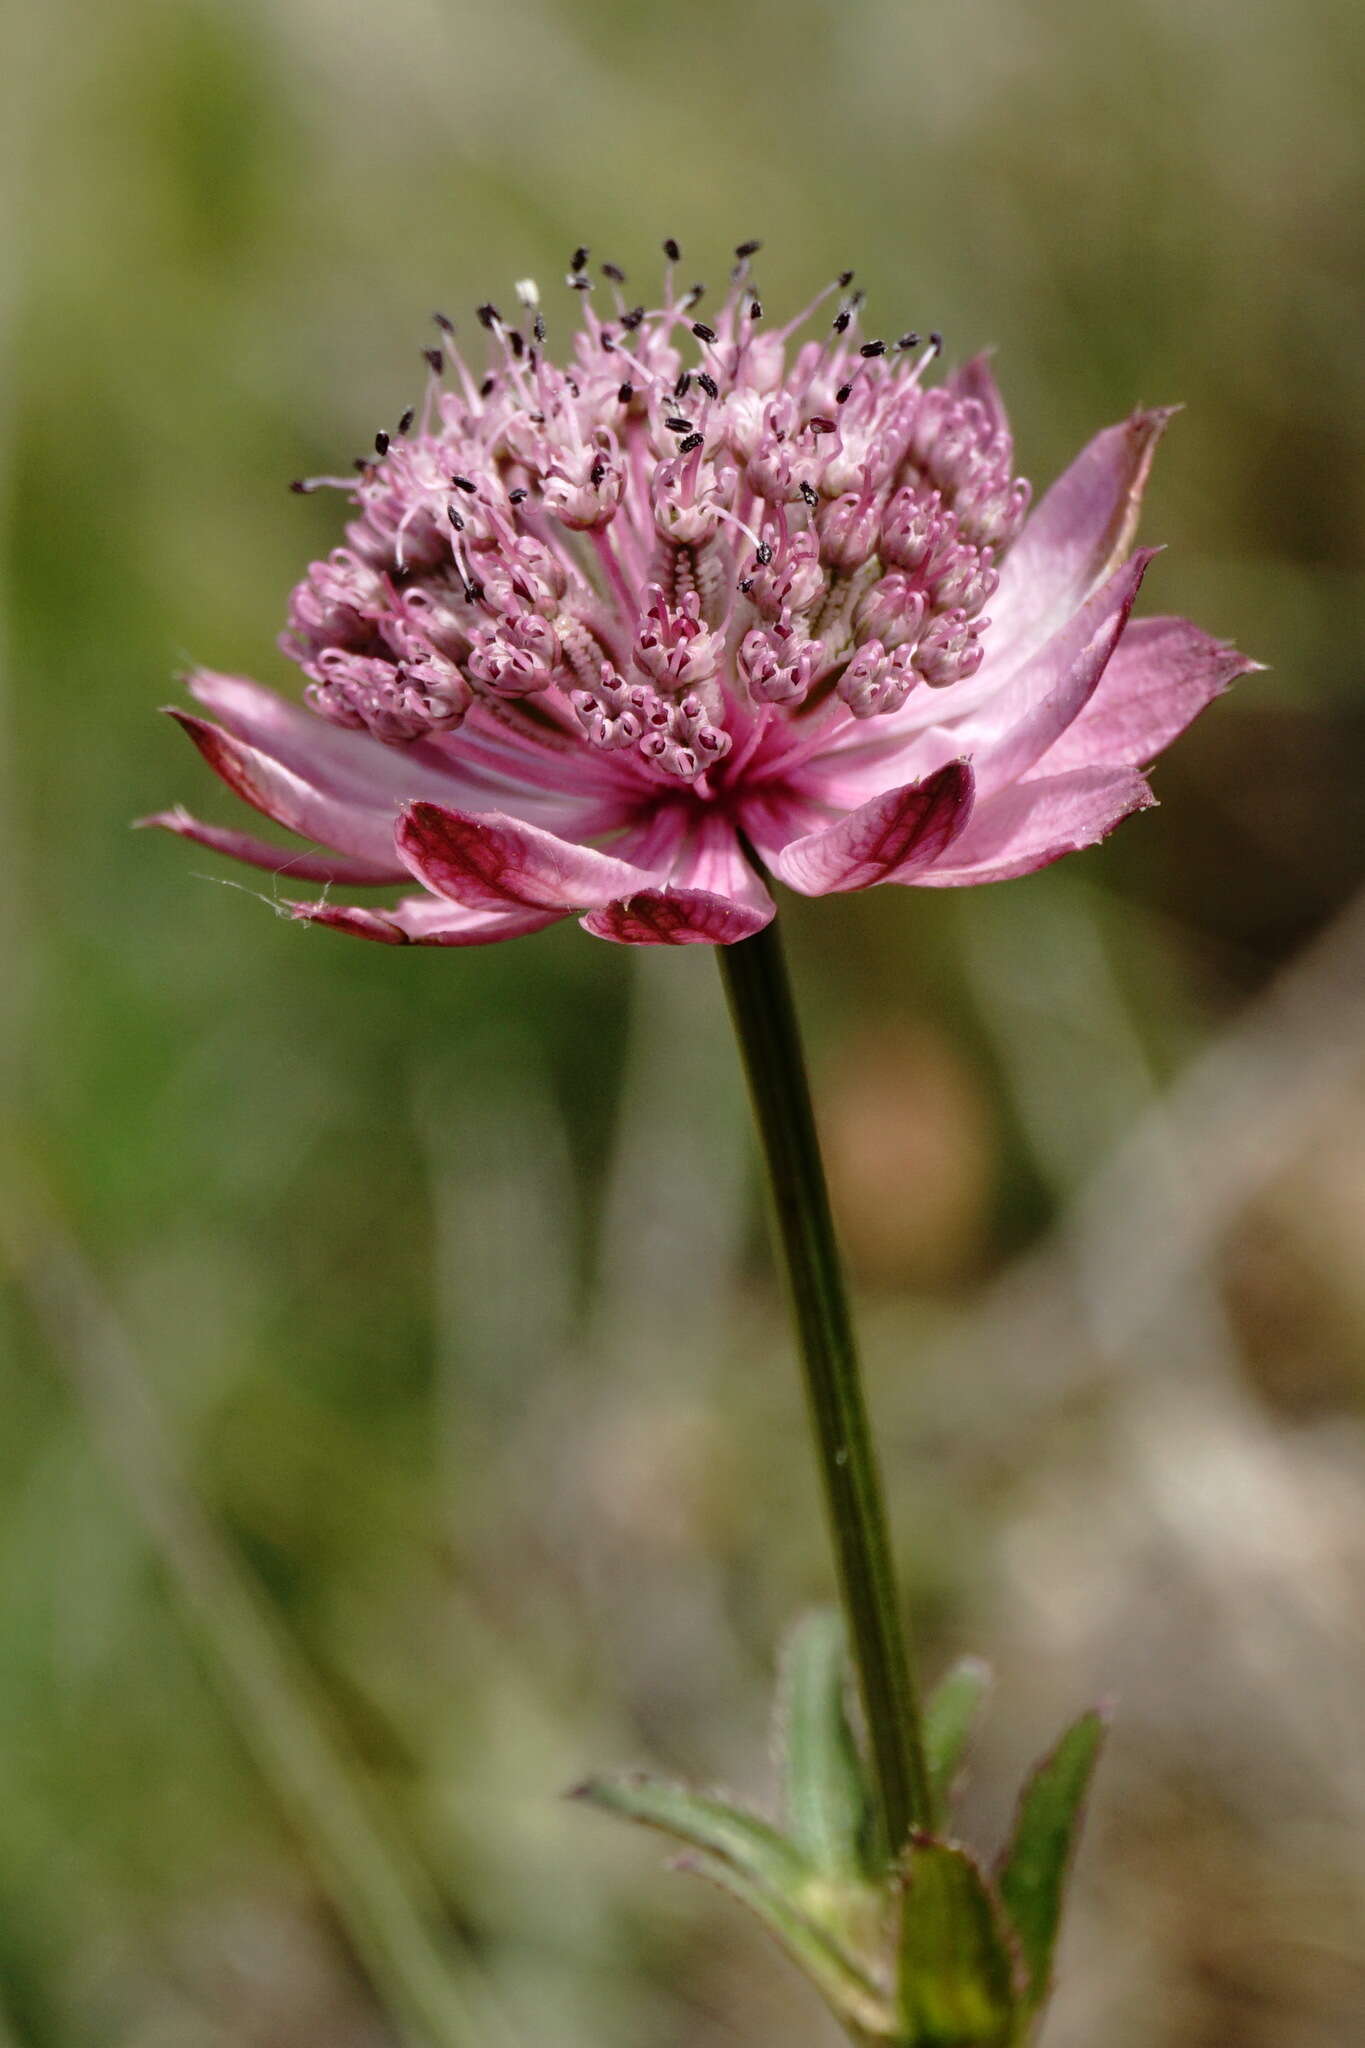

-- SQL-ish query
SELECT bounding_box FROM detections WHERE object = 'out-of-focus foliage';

[1,1,1363,2043]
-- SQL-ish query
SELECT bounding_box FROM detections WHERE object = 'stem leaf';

[571,1771,811,1895]
[678,1850,896,2040]
[778,1609,875,1878]
[923,1657,993,1823]
[575,1769,897,2040]
[997,1708,1107,2020]
[897,1838,1019,2047]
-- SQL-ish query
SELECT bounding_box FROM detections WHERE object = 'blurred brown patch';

[1224,1079,1365,1415]
[821,1023,998,1290]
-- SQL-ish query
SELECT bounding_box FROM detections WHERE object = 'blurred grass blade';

[997,1709,1107,2020]
[677,1850,895,2040]
[778,1609,874,1877]
[897,1838,1018,2047]
[573,1771,811,1893]
[923,1658,992,1824]
[0,1157,517,2048]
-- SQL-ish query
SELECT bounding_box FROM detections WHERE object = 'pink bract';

[145,249,1253,947]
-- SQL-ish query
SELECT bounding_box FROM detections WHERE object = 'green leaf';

[897,1838,1019,2047]
[997,1708,1107,2020]
[575,1771,897,2040]
[923,1658,992,1823]
[679,1850,897,2041]
[571,1771,811,1895]
[777,1609,874,1877]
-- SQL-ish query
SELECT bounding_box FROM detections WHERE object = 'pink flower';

[145,247,1254,948]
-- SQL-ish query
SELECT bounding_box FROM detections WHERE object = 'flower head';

[146,245,1254,946]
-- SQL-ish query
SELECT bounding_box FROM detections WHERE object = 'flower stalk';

[719,915,931,1858]
[143,243,1252,2044]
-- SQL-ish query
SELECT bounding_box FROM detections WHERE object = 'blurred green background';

[3,0,1364,2042]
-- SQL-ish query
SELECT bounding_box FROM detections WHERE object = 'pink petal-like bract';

[148,252,1252,945]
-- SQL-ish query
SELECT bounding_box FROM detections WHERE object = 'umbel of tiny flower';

[576,1613,1107,2048]
[143,241,1254,944]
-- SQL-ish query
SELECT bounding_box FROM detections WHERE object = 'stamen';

[711,501,768,558]
[773,277,842,343]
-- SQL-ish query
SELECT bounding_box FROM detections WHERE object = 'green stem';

[719,918,931,1857]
